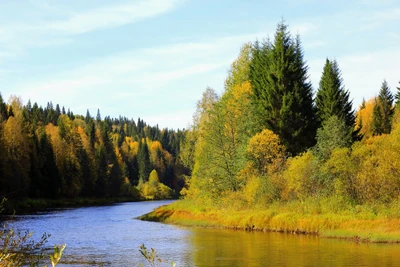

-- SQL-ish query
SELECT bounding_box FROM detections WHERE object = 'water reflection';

[189,228,400,267]
[3,201,400,266]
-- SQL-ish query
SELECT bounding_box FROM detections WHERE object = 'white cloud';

[358,0,398,6]
[292,22,319,36]
[47,0,181,35]
[144,109,194,129]
[368,7,400,22]
[11,33,253,124]
[0,0,183,59]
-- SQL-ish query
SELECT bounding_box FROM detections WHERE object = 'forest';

[0,95,188,203]
[173,21,400,231]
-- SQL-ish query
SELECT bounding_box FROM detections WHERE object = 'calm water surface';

[3,200,400,266]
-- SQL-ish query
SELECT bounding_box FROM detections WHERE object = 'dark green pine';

[249,21,316,155]
[316,59,355,130]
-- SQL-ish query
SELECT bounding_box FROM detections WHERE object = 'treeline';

[0,95,187,201]
[180,21,400,208]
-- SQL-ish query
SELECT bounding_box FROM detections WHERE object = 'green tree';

[96,109,101,122]
[315,59,354,129]
[395,81,400,107]
[313,115,352,161]
[95,144,109,197]
[85,109,91,124]
[372,80,394,135]
[192,82,256,195]
[249,21,316,155]
[0,92,8,121]
[138,139,152,183]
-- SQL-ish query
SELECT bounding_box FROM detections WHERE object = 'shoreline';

[138,200,400,244]
[1,196,176,215]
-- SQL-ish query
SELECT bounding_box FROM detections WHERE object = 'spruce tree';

[138,139,152,183]
[372,80,394,135]
[96,109,101,122]
[316,59,354,129]
[249,21,316,155]
[395,81,400,107]
[0,92,8,121]
[85,109,91,124]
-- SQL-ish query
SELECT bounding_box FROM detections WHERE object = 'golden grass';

[138,199,400,243]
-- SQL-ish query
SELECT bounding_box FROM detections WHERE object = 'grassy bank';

[1,197,142,214]
[138,198,400,243]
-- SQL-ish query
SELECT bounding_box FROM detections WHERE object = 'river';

[3,200,400,266]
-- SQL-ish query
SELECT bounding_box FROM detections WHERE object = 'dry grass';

[139,199,400,243]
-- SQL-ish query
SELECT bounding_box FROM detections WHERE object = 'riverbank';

[1,197,143,214]
[138,199,400,243]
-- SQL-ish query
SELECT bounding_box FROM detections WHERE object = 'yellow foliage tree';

[322,147,359,200]
[3,114,30,191]
[353,132,400,203]
[282,151,320,201]
[247,129,286,175]
[355,98,375,140]
[140,169,173,200]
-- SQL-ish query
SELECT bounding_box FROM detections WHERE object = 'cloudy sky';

[0,0,399,129]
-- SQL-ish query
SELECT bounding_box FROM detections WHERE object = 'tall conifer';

[372,80,394,135]
[249,21,316,155]
[316,59,354,129]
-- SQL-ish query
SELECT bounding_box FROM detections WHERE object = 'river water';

[3,200,400,266]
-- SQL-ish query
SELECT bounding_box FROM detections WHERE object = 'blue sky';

[0,0,399,129]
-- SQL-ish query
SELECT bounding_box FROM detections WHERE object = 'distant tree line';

[0,95,187,200]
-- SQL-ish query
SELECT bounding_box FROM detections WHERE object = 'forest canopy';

[0,95,188,202]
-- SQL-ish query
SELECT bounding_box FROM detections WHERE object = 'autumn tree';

[0,93,7,195]
[249,21,316,155]
[224,42,252,90]
[3,97,31,196]
[355,98,375,140]
[246,129,286,175]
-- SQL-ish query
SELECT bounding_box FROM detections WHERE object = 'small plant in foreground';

[139,244,175,267]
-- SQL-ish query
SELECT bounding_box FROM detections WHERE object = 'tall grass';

[140,197,400,243]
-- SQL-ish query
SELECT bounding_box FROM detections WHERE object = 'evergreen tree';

[316,59,355,129]
[96,109,101,122]
[95,144,109,196]
[138,139,152,183]
[0,92,8,121]
[313,116,352,161]
[395,81,400,107]
[372,80,394,135]
[40,133,61,198]
[87,121,96,148]
[85,109,91,124]
[249,21,316,155]
[55,104,61,119]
